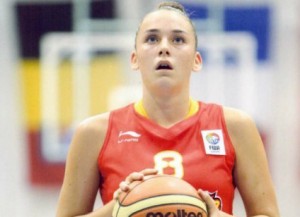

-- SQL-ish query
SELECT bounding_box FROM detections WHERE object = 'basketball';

[112,175,207,217]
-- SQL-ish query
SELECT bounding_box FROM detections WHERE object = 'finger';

[113,189,122,200]
[198,189,217,213]
[140,168,158,176]
[125,172,144,183]
[119,181,130,191]
[125,169,158,183]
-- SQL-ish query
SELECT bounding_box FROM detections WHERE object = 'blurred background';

[0,0,299,216]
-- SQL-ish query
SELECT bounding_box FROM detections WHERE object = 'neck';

[140,93,191,128]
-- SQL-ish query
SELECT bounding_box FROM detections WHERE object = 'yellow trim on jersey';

[187,98,199,118]
[134,100,148,117]
[134,99,199,118]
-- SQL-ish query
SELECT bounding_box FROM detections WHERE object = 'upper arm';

[224,107,280,217]
[56,113,109,217]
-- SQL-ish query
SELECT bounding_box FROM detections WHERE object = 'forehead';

[140,9,193,33]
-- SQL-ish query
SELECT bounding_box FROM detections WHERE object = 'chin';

[155,79,177,94]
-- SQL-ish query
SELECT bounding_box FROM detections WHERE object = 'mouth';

[156,61,173,70]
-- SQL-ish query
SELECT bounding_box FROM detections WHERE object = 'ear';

[192,51,202,72]
[130,51,139,70]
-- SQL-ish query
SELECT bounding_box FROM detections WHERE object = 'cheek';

[179,53,195,67]
[137,55,150,69]
[177,55,197,76]
[137,49,155,67]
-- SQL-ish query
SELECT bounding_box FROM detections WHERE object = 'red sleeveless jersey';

[98,102,236,213]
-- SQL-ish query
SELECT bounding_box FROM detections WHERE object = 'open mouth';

[156,62,173,70]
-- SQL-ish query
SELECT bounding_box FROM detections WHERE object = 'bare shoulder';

[76,112,110,137]
[223,106,254,127]
[222,106,260,149]
[70,112,111,155]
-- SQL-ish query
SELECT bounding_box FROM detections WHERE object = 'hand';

[113,168,158,200]
[198,189,222,217]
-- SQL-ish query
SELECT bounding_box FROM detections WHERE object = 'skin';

[131,10,202,127]
[56,9,280,217]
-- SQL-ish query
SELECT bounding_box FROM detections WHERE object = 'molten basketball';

[112,175,207,217]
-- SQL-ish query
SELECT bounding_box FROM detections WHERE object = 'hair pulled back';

[134,1,198,50]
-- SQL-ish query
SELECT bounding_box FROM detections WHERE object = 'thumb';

[198,189,219,215]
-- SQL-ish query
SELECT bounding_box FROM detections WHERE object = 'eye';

[173,36,185,44]
[145,35,158,43]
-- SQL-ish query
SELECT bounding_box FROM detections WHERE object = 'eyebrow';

[145,29,187,34]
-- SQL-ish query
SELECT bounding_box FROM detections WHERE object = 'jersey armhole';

[97,111,114,167]
[220,107,236,163]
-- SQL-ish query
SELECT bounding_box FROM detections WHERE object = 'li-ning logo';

[146,210,203,217]
[117,131,141,143]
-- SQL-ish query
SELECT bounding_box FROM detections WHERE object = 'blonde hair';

[135,1,198,49]
[158,1,186,13]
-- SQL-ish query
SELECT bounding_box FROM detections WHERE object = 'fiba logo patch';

[201,130,226,155]
[205,133,220,145]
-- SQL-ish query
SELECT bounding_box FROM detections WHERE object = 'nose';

[159,39,170,56]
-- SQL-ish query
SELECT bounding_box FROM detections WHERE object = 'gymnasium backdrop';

[16,1,271,186]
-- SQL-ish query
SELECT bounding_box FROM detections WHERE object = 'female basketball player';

[56,1,280,217]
